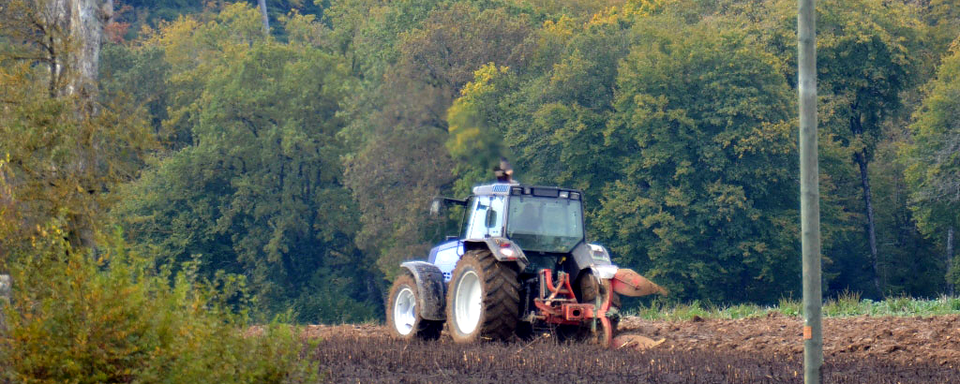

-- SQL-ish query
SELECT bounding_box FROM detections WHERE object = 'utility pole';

[798,0,823,383]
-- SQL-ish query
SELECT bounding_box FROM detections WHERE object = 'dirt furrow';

[301,314,960,383]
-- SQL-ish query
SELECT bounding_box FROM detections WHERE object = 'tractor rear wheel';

[446,250,520,343]
[387,274,443,341]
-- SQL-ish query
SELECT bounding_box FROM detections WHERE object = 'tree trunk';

[855,150,882,297]
[46,0,104,100]
[948,226,955,296]
[46,0,104,250]
[68,0,104,101]
[257,0,269,35]
[47,35,59,98]
[0,274,10,333]
[46,0,71,96]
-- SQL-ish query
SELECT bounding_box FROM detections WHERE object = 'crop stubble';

[305,314,960,383]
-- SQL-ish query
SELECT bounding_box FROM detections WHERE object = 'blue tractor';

[386,169,665,347]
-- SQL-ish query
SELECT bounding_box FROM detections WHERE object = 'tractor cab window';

[506,196,583,253]
[465,195,505,239]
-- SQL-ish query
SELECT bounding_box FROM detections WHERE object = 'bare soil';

[300,314,960,383]
[618,313,960,367]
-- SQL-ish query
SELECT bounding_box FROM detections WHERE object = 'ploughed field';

[304,314,960,383]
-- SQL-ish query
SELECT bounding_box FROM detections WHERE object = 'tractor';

[386,168,666,347]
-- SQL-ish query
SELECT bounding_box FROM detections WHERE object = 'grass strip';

[625,292,960,321]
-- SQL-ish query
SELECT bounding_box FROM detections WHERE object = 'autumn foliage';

[1,0,960,381]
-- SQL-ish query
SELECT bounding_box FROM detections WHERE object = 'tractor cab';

[475,184,584,254]
[428,183,597,282]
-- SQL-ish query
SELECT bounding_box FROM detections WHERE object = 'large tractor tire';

[387,273,443,341]
[446,250,520,343]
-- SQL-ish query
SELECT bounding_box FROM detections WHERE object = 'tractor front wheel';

[446,250,520,343]
[387,274,443,341]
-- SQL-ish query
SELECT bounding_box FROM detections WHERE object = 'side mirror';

[429,198,443,216]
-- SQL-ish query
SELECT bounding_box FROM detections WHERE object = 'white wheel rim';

[393,287,416,336]
[455,270,482,335]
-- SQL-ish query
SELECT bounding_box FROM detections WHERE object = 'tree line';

[1,0,959,324]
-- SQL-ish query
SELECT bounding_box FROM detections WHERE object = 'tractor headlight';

[499,242,516,259]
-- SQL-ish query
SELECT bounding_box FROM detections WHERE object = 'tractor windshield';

[506,196,584,253]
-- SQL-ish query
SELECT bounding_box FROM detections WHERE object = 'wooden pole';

[798,0,823,382]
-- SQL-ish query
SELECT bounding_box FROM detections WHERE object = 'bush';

[0,224,316,383]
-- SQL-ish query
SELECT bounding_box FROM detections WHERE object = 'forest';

[1,0,959,380]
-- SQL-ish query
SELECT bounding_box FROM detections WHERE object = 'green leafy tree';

[100,43,173,143]
[447,10,636,209]
[506,13,633,196]
[0,0,155,250]
[116,5,374,322]
[321,0,447,80]
[905,41,960,289]
[816,0,925,296]
[868,130,943,296]
[0,66,153,253]
[741,0,927,296]
[920,0,960,59]
[338,2,536,283]
[597,16,799,303]
[691,0,932,297]
[445,4,810,304]
[446,63,517,191]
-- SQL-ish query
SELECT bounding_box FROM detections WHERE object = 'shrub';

[0,224,316,383]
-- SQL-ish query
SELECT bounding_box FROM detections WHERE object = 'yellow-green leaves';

[904,41,960,235]
[597,15,797,302]
[446,63,510,164]
[113,3,374,323]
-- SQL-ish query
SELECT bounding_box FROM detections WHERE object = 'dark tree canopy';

[3,0,960,325]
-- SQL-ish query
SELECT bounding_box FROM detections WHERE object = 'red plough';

[533,268,663,348]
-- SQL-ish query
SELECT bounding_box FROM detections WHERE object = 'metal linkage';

[538,268,575,302]
[533,269,611,339]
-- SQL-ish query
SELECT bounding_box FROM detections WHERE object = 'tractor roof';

[472,183,583,200]
[472,183,515,196]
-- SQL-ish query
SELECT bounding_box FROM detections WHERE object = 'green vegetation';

[0,223,317,383]
[2,0,960,380]
[904,40,960,284]
[111,4,375,322]
[627,293,960,321]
